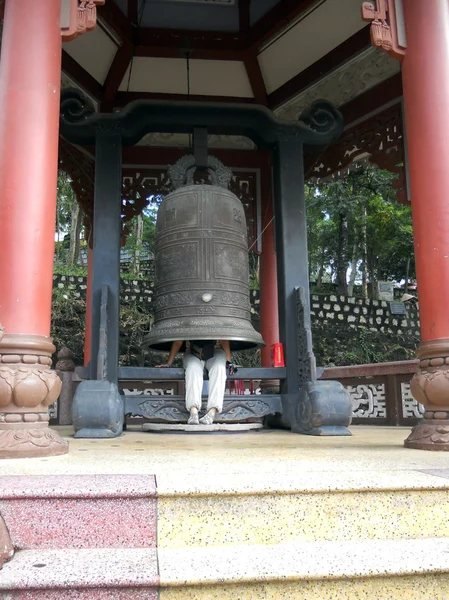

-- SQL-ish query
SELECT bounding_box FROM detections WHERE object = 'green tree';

[56,171,83,266]
[306,164,415,296]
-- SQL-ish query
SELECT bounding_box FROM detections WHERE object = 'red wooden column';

[401,0,449,450]
[259,162,279,368]
[0,0,68,457]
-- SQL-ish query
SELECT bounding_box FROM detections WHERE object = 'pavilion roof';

[57,0,401,146]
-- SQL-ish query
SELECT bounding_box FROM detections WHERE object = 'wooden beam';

[239,0,251,33]
[120,146,268,168]
[340,72,403,128]
[268,25,372,110]
[134,45,244,61]
[97,2,133,43]
[102,42,134,104]
[249,0,318,49]
[135,27,243,51]
[244,51,268,106]
[62,50,102,99]
[128,0,138,24]
[114,91,256,106]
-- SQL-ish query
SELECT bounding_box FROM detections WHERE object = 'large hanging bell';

[144,182,264,351]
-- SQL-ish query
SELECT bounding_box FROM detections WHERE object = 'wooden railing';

[319,360,420,426]
[51,359,420,427]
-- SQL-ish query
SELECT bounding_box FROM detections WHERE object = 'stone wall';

[52,275,420,366]
[310,293,420,338]
[310,294,420,366]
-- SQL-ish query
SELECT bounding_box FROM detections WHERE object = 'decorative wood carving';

[61,0,105,42]
[304,103,408,204]
[362,0,406,61]
[275,47,400,123]
[58,141,259,246]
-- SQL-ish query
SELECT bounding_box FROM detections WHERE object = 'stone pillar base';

[404,339,449,451]
[0,332,69,459]
[288,380,353,436]
[0,424,68,459]
[405,414,449,451]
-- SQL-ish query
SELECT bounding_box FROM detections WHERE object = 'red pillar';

[402,0,449,450]
[0,0,68,457]
[259,166,279,367]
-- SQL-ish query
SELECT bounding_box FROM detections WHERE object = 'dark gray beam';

[90,130,122,384]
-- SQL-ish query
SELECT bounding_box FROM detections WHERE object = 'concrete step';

[0,475,157,550]
[157,537,449,599]
[0,548,159,599]
[158,539,449,600]
[156,469,449,548]
[2,539,449,600]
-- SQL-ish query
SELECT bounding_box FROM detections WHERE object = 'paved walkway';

[2,426,449,495]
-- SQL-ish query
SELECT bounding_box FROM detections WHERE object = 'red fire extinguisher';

[271,343,285,367]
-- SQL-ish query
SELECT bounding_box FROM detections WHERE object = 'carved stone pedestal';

[0,332,68,459]
[405,340,449,451]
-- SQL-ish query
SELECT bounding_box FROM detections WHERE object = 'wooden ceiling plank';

[243,51,268,105]
[249,0,318,49]
[268,25,372,110]
[62,50,103,99]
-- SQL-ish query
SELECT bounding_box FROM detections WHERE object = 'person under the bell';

[158,340,237,425]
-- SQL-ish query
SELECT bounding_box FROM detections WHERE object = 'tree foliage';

[55,171,84,268]
[306,164,414,297]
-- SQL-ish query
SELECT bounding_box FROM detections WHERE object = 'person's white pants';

[182,349,227,413]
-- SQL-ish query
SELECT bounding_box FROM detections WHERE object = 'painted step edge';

[158,537,449,586]
[0,548,159,590]
[0,475,156,499]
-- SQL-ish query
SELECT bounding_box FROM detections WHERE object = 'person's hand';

[226,361,238,375]
[156,364,171,368]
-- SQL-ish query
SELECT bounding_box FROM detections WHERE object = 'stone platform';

[1,426,449,598]
[142,422,263,433]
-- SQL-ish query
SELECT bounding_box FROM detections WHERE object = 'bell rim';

[143,333,265,352]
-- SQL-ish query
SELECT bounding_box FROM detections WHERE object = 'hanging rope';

[186,50,192,149]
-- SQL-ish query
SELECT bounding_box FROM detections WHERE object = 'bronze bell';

[144,162,264,352]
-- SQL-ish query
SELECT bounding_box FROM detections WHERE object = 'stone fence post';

[55,347,76,426]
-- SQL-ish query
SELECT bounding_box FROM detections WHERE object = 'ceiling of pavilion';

[59,0,401,149]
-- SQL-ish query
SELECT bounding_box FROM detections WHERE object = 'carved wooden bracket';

[61,0,105,42]
[304,103,408,205]
[362,0,406,61]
